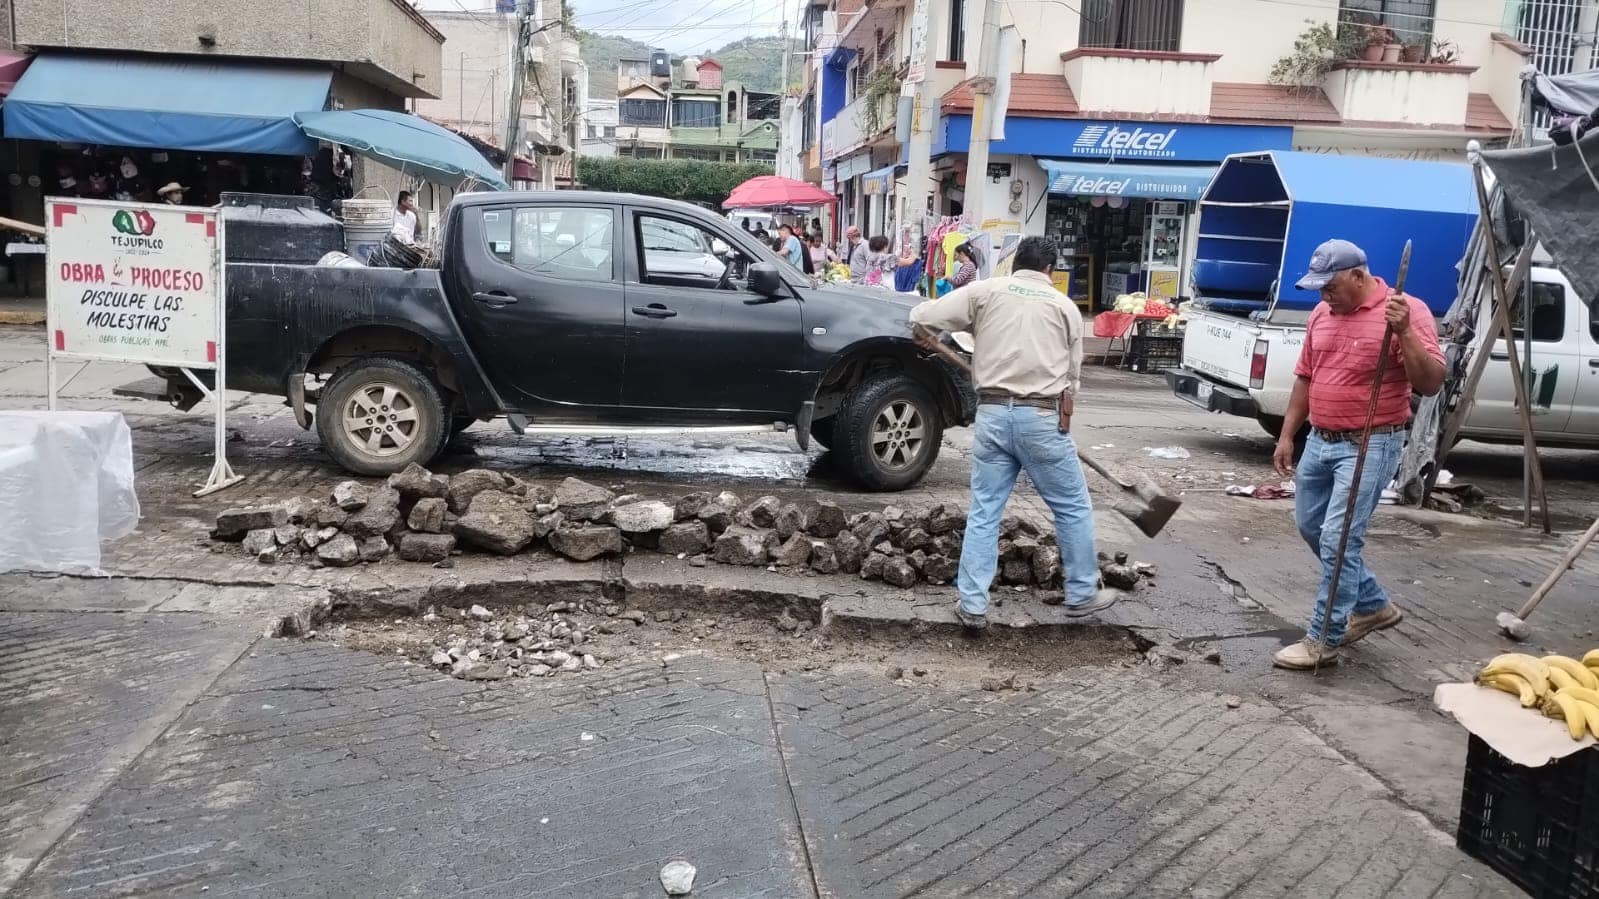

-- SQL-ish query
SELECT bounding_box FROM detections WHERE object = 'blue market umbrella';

[294,109,509,190]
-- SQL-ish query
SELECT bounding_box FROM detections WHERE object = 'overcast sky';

[419,0,788,54]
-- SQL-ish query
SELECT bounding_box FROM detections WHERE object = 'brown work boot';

[1272,638,1339,670]
[1342,603,1404,645]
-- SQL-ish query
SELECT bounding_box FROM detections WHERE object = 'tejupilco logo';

[112,209,157,237]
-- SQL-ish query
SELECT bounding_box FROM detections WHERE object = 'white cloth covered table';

[0,411,139,573]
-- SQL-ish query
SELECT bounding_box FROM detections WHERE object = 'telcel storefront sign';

[1072,125,1177,158]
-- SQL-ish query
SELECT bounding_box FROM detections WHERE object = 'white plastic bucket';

[342,198,393,263]
[317,251,364,268]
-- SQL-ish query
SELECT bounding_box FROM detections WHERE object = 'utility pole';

[777,6,791,171]
[903,0,946,244]
[502,0,531,184]
[962,0,1001,225]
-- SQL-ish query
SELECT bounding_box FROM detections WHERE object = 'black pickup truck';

[196,191,972,491]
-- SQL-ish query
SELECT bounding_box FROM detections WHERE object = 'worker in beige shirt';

[910,235,1117,630]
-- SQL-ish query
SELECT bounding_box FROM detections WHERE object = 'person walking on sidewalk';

[1270,239,1444,670]
[909,236,1120,631]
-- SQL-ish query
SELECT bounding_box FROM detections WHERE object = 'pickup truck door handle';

[1490,351,1509,361]
[631,304,677,319]
[472,290,517,306]
[1589,359,1599,368]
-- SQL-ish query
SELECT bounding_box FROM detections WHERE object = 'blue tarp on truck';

[1193,151,1480,316]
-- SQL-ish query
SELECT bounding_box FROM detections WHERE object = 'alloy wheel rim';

[342,380,420,457]
[871,400,926,471]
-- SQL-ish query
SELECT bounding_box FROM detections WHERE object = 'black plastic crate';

[1126,334,1183,374]
[1457,734,1599,897]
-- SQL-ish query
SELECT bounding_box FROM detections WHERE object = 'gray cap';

[1294,239,1368,291]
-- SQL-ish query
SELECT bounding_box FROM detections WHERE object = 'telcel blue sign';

[1041,160,1217,199]
[938,116,1293,163]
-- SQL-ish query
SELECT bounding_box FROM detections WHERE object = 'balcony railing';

[1059,48,1217,117]
[823,87,898,160]
[1322,60,1476,127]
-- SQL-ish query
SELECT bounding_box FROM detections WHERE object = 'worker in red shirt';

[1270,239,1445,670]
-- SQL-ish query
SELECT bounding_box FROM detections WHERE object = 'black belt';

[978,391,1058,410]
[1313,423,1407,443]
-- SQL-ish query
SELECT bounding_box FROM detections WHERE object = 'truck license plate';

[1197,382,1214,403]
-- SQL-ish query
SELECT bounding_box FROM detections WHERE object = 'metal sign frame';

[44,196,242,497]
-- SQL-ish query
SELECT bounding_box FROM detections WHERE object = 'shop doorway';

[1043,194,1187,310]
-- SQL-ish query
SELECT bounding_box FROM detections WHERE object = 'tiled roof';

[940,74,1512,135]
[1466,92,1513,133]
[941,74,1079,118]
[1208,83,1341,124]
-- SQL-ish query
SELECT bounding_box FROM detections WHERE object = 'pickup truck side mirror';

[747,261,785,298]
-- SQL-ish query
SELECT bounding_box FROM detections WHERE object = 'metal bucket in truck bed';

[1193,151,1479,317]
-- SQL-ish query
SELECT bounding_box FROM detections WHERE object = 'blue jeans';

[1293,429,1405,646]
[958,403,1098,614]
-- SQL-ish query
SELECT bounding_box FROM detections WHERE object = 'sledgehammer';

[913,327,1181,538]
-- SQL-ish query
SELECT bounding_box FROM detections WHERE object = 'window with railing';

[1339,0,1435,49]
[619,98,666,127]
[671,98,720,129]
[1078,0,1183,52]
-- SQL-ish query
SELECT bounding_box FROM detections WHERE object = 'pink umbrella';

[723,175,835,209]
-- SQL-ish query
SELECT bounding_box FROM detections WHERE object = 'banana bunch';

[1477,652,1599,740]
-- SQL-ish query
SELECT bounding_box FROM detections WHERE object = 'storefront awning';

[294,110,509,190]
[3,54,330,155]
[1042,160,1217,200]
[861,164,900,195]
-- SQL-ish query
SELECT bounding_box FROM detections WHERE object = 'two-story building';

[800,0,1596,307]
[613,56,781,162]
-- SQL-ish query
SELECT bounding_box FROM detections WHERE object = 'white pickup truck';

[1167,265,1599,447]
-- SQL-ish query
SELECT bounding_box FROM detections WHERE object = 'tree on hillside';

[577,157,774,207]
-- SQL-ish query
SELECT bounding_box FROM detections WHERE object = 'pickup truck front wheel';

[835,374,943,491]
[315,358,447,476]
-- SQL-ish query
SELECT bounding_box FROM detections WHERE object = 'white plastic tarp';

[0,411,139,573]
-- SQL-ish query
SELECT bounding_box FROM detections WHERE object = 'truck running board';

[513,423,790,438]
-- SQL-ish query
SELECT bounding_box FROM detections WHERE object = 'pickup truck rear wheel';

[835,374,943,491]
[315,358,447,476]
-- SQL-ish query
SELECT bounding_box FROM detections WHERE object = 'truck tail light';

[1249,339,1268,390]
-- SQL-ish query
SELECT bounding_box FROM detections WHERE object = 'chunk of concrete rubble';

[774,503,807,540]
[430,649,451,666]
[212,505,288,540]
[882,558,918,588]
[255,545,281,564]
[446,469,518,515]
[696,491,741,533]
[834,532,865,574]
[1099,561,1140,591]
[774,609,801,633]
[739,495,783,528]
[316,534,360,567]
[607,500,675,534]
[532,510,563,540]
[711,525,771,566]
[358,537,390,562]
[281,496,318,525]
[981,674,1017,692]
[469,604,494,621]
[342,486,401,539]
[1001,558,1033,585]
[658,521,710,556]
[808,500,847,538]
[241,528,277,557]
[554,477,615,521]
[674,491,713,521]
[453,490,537,555]
[462,661,511,681]
[387,462,449,501]
[548,524,624,561]
[273,524,302,547]
[771,533,813,567]
[1032,545,1062,588]
[922,554,959,583]
[809,540,839,574]
[407,497,447,533]
[331,481,368,511]
[660,861,696,896]
[313,504,349,528]
[399,532,455,563]
[860,551,888,580]
[927,503,967,535]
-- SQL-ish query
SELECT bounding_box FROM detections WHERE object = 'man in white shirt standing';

[391,191,420,244]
